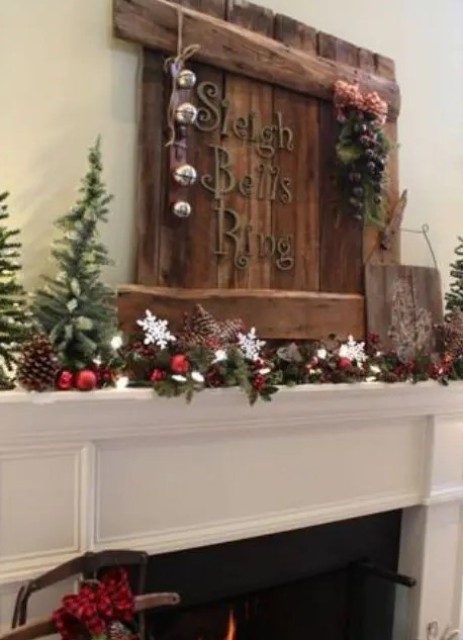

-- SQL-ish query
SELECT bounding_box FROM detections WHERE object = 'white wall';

[1,0,462,294]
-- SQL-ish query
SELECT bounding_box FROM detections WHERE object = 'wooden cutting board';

[365,265,443,358]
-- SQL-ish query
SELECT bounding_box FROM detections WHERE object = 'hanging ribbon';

[164,8,200,148]
[52,568,135,640]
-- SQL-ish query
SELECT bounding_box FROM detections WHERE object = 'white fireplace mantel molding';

[2,383,463,638]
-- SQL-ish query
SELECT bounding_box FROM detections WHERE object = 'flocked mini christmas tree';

[445,237,463,314]
[0,192,30,389]
[34,138,117,370]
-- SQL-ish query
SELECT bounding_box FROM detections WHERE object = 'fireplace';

[144,511,415,640]
[2,385,463,638]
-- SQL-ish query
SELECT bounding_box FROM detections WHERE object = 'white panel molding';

[94,490,422,555]
[424,486,463,506]
[0,551,81,588]
[79,443,97,552]
[0,444,89,587]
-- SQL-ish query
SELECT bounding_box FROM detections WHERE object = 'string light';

[111,335,123,350]
[116,376,129,390]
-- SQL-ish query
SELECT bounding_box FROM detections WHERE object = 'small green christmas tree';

[35,138,117,370]
[446,237,463,314]
[0,192,30,389]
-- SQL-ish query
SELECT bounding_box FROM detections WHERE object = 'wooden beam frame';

[114,0,400,119]
[118,285,365,340]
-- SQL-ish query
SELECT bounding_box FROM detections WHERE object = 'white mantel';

[2,383,463,638]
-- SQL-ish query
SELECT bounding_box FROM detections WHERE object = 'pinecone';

[178,304,244,349]
[17,333,59,392]
[438,311,463,358]
[108,621,137,640]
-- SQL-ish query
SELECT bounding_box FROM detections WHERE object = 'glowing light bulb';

[116,376,129,390]
[111,335,123,350]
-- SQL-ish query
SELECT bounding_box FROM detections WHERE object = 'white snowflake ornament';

[238,327,266,361]
[339,335,366,364]
[137,310,176,349]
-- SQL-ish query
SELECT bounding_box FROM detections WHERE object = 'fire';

[224,610,236,640]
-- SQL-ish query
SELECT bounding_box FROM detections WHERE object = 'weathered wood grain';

[136,51,167,285]
[223,0,274,289]
[114,0,401,119]
[365,265,443,357]
[118,285,365,340]
[167,0,226,288]
[359,47,382,265]
[376,54,400,264]
[318,32,363,294]
[271,14,319,291]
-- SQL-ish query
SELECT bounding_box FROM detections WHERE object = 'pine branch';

[34,138,117,369]
[0,192,30,382]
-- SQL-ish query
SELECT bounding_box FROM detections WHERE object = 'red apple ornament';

[75,369,98,392]
[337,357,352,370]
[170,354,189,375]
[150,368,166,382]
[56,370,73,391]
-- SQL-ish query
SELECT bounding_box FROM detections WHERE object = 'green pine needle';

[0,192,31,383]
[34,138,117,369]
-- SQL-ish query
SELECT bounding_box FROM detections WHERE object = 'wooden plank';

[222,0,274,288]
[365,265,443,357]
[118,285,365,340]
[376,54,400,264]
[274,14,317,53]
[136,51,167,285]
[166,0,226,288]
[114,0,401,119]
[271,15,319,291]
[318,33,363,294]
[359,47,381,265]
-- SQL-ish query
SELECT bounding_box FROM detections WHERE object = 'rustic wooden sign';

[365,265,443,358]
[114,0,402,340]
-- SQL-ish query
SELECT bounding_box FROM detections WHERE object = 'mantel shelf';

[0,382,461,446]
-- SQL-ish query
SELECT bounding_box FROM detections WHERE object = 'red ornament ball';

[252,374,265,391]
[170,354,189,374]
[56,370,73,391]
[75,369,98,392]
[337,357,352,370]
[150,368,166,382]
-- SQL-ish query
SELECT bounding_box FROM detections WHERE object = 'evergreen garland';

[34,138,117,370]
[0,192,30,388]
[445,237,463,314]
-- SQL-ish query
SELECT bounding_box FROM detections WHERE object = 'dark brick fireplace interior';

[143,511,414,640]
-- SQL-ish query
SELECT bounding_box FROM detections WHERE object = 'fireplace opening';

[143,511,415,640]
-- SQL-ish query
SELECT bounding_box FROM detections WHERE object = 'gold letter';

[257,233,276,258]
[275,236,295,271]
[279,177,293,204]
[270,165,280,201]
[275,112,294,151]
[196,82,221,132]
[201,145,236,199]
[232,117,248,140]
[238,175,254,198]
[256,126,276,159]
[214,200,249,269]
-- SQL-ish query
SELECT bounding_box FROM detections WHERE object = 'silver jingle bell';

[172,201,192,218]
[173,164,197,187]
[175,102,198,125]
[177,68,197,90]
